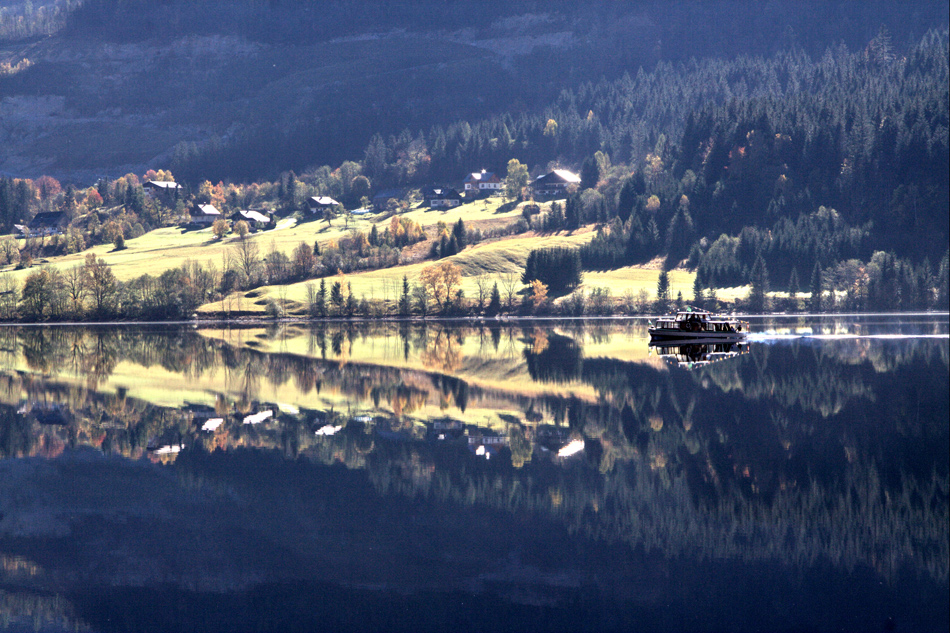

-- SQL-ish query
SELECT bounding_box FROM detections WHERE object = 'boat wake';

[748,332,949,342]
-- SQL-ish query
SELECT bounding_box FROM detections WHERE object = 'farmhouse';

[531,169,581,198]
[230,209,272,229]
[372,188,407,211]
[190,203,221,225]
[429,188,463,209]
[143,180,182,199]
[462,169,503,195]
[307,196,341,215]
[26,211,68,236]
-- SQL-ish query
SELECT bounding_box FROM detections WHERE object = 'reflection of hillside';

[0,323,947,585]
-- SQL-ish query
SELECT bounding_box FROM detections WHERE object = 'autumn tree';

[530,279,549,311]
[212,219,228,240]
[420,261,462,313]
[505,158,529,201]
[292,241,316,279]
[84,254,118,317]
[232,234,260,283]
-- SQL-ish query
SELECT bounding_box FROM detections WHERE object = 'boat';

[648,308,747,341]
[649,339,749,369]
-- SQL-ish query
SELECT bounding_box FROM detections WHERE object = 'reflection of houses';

[18,401,69,425]
[429,188,462,209]
[535,425,571,453]
[463,169,503,195]
[427,419,464,441]
[531,169,581,199]
[307,196,341,215]
[229,209,272,230]
[467,431,509,459]
[190,203,221,225]
[26,211,68,236]
[243,410,273,425]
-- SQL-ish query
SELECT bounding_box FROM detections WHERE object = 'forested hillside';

[0,1,947,319]
[1,1,946,181]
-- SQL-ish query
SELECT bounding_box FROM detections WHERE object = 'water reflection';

[649,340,749,369]
[0,318,947,631]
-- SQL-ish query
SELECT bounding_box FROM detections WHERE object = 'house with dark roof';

[462,169,503,195]
[26,211,68,236]
[372,188,408,212]
[307,196,341,215]
[531,169,581,199]
[430,188,463,209]
[190,203,221,225]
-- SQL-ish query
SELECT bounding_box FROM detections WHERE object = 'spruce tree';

[452,218,466,249]
[656,270,670,311]
[810,261,823,312]
[399,275,411,315]
[317,279,327,317]
[749,254,770,313]
[692,274,705,308]
[488,282,501,315]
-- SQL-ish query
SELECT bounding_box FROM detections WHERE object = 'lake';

[0,314,947,632]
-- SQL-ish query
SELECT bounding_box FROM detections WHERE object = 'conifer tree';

[317,279,327,317]
[452,218,466,249]
[656,270,670,311]
[399,275,411,315]
[692,274,705,308]
[810,262,823,312]
[488,282,501,316]
[749,254,770,313]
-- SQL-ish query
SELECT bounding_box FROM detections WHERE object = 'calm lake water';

[0,315,947,632]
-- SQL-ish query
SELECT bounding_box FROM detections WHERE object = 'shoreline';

[0,311,947,329]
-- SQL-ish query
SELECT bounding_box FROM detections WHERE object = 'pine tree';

[788,267,801,311]
[452,218,466,249]
[488,282,501,315]
[580,155,601,191]
[656,270,670,311]
[810,261,823,312]
[330,281,344,315]
[788,267,800,295]
[313,240,321,256]
[369,224,379,247]
[692,274,705,308]
[749,254,770,313]
[317,279,327,317]
[565,194,579,230]
[399,275,411,315]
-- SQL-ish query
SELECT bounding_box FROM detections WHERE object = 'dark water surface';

[0,315,947,632]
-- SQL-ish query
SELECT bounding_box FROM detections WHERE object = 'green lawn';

[196,228,718,316]
[2,197,521,285]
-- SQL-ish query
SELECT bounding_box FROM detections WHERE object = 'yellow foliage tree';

[530,279,548,310]
[420,261,462,312]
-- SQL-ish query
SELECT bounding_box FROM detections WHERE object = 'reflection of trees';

[420,327,463,373]
[524,333,583,384]
[0,322,946,583]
